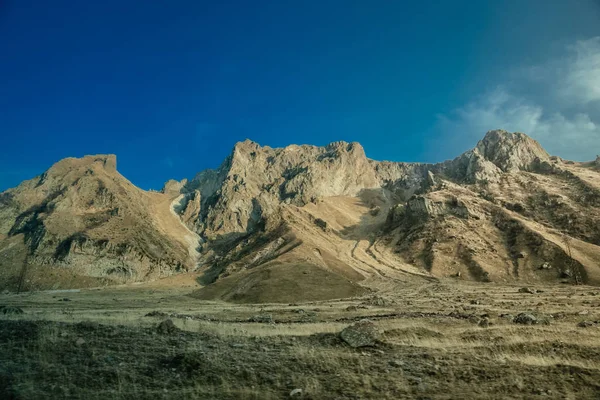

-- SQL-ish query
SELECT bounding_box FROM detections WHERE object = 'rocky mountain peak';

[178,132,556,240]
[325,140,365,154]
[232,139,262,157]
[475,130,549,172]
[43,154,117,179]
[6,129,600,297]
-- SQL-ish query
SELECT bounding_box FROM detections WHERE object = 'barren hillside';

[1,130,599,301]
[0,155,197,290]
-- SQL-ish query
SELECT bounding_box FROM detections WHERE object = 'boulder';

[518,287,536,294]
[539,262,552,270]
[513,313,537,325]
[157,319,179,335]
[340,320,381,347]
[577,320,595,328]
[513,313,549,325]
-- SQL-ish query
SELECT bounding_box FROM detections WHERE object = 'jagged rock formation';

[0,155,198,290]
[2,130,600,301]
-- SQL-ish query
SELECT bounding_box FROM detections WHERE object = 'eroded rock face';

[177,140,429,239]
[162,179,188,196]
[475,130,550,172]
[435,130,551,184]
[0,155,195,290]
[170,130,552,243]
[2,129,600,293]
[386,194,474,228]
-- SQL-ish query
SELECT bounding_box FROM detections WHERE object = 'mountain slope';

[183,130,600,301]
[0,155,198,290]
[1,130,599,300]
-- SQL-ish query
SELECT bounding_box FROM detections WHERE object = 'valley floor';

[1,279,600,399]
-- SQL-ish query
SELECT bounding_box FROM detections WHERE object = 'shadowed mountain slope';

[1,130,599,301]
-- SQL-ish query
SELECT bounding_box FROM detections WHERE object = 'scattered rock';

[539,262,552,270]
[340,319,381,348]
[389,359,405,368]
[561,269,573,279]
[0,306,24,315]
[518,287,536,294]
[469,300,480,305]
[513,313,537,325]
[249,314,273,323]
[289,388,303,397]
[314,218,327,230]
[478,317,490,328]
[513,313,549,325]
[145,310,169,318]
[360,296,393,307]
[157,319,179,335]
[577,320,595,328]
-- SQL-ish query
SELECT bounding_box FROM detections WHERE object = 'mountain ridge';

[2,130,599,301]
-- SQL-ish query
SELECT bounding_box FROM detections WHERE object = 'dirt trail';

[290,195,434,284]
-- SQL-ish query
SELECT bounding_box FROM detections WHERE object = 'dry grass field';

[1,278,600,399]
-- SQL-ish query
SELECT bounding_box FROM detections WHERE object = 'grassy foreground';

[1,280,600,399]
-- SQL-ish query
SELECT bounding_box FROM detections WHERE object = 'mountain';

[1,130,600,301]
[0,155,199,290]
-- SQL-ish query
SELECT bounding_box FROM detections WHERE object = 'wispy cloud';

[437,37,600,161]
[437,88,544,139]
[561,37,600,105]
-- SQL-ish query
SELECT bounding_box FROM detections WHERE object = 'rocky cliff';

[0,155,198,290]
[1,130,599,300]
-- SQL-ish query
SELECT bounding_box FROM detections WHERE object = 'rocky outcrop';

[436,130,550,184]
[386,194,475,228]
[340,320,381,347]
[162,179,188,196]
[476,130,549,171]
[2,129,600,294]
[0,155,194,290]
[177,140,394,239]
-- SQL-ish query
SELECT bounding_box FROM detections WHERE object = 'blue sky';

[1,1,599,191]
